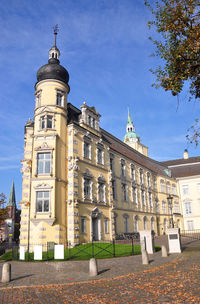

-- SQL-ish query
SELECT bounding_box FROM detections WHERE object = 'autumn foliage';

[0,193,8,228]
[145,0,200,99]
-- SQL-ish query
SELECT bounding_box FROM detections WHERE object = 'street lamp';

[167,195,174,228]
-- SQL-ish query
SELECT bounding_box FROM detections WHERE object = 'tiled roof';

[101,129,170,178]
[161,158,200,178]
[161,157,200,166]
[169,164,200,178]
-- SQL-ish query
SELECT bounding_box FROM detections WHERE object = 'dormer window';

[80,102,101,131]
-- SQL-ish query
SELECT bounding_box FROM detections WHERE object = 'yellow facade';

[19,41,183,249]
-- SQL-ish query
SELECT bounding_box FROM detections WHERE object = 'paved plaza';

[0,236,200,303]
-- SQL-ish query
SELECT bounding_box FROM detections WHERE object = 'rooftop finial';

[53,24,59,46]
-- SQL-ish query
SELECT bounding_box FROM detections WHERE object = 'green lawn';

[0,243,160,262]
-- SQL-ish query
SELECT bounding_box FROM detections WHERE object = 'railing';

[180,229,200,240]
[3,238,140,261]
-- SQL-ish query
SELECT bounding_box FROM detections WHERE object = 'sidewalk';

[0,237,199,303]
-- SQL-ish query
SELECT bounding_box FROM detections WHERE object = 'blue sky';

[0,0,199,207]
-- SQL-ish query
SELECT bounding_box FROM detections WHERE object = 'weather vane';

[53,24,59,46]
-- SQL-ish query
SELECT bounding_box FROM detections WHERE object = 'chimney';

[183,149,189,159]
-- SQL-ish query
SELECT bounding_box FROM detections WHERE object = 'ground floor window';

[104,218,109,234]
[81,217,86,233]
[124,215,129,233]
[143,216,147,230]
[187,220,194,231]
[134,216,139,232]
[151,217,154,231]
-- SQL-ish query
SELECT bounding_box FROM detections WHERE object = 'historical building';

[162,150,200,231]
[19,31,183,248]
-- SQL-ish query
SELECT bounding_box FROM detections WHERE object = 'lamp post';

[167,195,174,228]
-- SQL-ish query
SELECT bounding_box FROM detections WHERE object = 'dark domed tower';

[20,27,70,247]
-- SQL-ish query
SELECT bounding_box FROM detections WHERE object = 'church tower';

[20,27,70,248]
[123,107,148,156]
[6,180,16,240]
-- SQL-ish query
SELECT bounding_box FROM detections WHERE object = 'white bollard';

[89,258,98,276]
[1,263,11,283]
[142,249,149,265]
[161,245,168,257]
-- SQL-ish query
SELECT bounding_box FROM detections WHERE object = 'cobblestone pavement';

[0,237,199,303]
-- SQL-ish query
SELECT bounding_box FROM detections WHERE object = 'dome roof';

[36,57,69,85]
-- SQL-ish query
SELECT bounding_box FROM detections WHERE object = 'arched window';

[143,216,147,230]
[123,214,129,233]
[164,218,167,232]
[151,217,154,231]
[134,215,139,232]
[139,168,143,184]
[147,172,151,187]
[131,164,135,180]
[162,200,167,214]
[166,182,170,194]
[160,180,165,192]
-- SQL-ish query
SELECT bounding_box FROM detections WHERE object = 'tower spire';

[53,24,58,47]
[49,25,60,60]
[8,180,16,207]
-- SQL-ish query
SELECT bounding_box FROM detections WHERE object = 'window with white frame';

[162,201,167,214]
[166,182,170,194]
[172,184,177,195]
[37,153,51,175]
[160,180,165,192]
[187,220,194,230]
[182,185,189,195]
[104,218,109,233]
[184,201,192,214]
[153,176,157,190]
[112,180,117,200]
[122,183,127,201]
[124,215,129,233]
[97,148,103,164]
[132,185,137,205]
[141,189,145,206]
[110,155,114,172]
[83,142,90,159]
[174,201,180,213]
[151,217,154,231]
[121,160,126,177]
[40,115,53,129]
[131,164,135,180]
[134,216,139,232]
[36,191,50,212]
[81,217,86,233]
[139,168,144,184]
[147,172,151,187]
[56,92,64,107]
[84,178,91,199]
[164,218,167,231]
[98,182,105,202]
[148,192,152,207]
[143,216,147,230]
[35,92,41,108]
[155,199,159,213]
